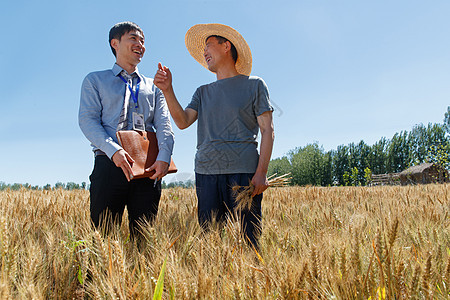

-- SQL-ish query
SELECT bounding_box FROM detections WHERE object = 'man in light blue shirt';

[79,21,174,240]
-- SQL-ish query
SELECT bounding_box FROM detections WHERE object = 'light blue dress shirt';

[79,64,174,163]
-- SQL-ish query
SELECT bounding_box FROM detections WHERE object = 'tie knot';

[121,70,138,82]
[120,71,130,80]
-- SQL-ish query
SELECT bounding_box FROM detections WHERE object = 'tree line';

[162,180,195,189]
[0,180,194,191]
[269,117,449,186]
[0,181,88,191]
[2,108,449,190]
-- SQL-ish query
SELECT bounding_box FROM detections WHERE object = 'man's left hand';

[251,172,269,197]
[146,160,170,181]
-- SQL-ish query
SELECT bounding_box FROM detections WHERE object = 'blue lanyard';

[119,75,141,108]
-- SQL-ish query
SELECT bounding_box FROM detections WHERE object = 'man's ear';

[111,38,119,52]
[224,40,232,51]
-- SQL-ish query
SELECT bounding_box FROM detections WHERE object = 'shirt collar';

[112,63,141,80]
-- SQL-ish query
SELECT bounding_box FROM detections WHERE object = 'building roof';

[399,163,435,175]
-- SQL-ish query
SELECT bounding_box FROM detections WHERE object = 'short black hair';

[207,35,238,63]
[109,21,144,57]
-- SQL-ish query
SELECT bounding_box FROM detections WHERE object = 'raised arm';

[251,111,275,197]
[154,63,197,129]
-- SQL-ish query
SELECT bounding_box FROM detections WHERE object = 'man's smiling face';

[204,36,228,73]
[113,30,146,67]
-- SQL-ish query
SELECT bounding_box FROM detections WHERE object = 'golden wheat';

[232,173,291,211]
[0,184,448,298]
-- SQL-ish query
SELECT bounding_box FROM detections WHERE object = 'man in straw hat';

[154,23,274,246]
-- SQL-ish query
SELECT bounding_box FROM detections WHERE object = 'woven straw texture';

[185,24,252,76]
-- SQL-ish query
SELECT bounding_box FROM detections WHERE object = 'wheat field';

[0,184,449,299]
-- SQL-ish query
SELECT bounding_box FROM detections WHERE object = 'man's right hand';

[112,149,135,181]
[154,62,172,92]
[153,62,198,130]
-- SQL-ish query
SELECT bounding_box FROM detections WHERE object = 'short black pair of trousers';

[89,155,161,237]
[195,173,263,246]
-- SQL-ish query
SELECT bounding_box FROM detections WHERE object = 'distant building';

[370,173,400,186]
[399,163,449,185]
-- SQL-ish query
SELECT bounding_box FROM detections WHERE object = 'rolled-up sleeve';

[152,87,174,163]
[186,88,200,112]
[78,75,122,159]
[254,78,274,117]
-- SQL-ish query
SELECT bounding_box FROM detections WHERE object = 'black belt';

[94,150,107,157]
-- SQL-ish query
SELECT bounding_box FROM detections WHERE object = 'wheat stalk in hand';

[232,173,291,211]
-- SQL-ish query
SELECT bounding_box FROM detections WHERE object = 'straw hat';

[185,23,252,76]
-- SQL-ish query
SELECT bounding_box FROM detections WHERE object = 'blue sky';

[1,0,449,186]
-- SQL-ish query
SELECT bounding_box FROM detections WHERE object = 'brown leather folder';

[116,130,177,180]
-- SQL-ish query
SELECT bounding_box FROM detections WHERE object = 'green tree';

[407,123,428,164]
[343,171,350,186]
[444,106,450,133]
[347,142,358,171]
[386,131,409,173]
[269,118,449,186]
[10,183,22,191]
[54,182,65,190]
[426,143,449,170]
[350,167,360,186]
[165,180,195,189]
[354,141,371,184]
[368,137,388,175]
[332,145,349,185]
[364,167,372,186]
[289,143,330,186]
[321,151,333,186]
[66,182,80,190]
[267,156,291,178]
[185,180,195,188]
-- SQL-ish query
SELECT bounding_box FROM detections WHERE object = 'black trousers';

[195,173,262,248]
[89,156,161,238]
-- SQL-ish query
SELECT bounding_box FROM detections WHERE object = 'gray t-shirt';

[187,75,273,174]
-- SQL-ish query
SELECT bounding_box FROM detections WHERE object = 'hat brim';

[185,24,252,76]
